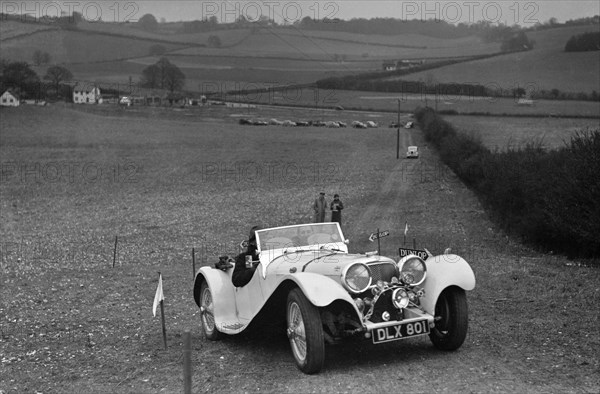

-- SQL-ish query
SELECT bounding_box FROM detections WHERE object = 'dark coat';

[313,196,327,222]
[330,199,344,224]
[232,244,259,287]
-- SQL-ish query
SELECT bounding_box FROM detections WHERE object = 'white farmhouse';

[0,90,20,107]
[73,84,101,104]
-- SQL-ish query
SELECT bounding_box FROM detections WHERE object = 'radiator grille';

[368,261,398,283]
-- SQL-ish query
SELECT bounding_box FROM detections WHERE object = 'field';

[447,115,600,150]
[402,25,600,94]
[1,104,599,393]
[223,87,600,118]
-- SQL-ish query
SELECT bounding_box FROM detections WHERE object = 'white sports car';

[193,223,475,374]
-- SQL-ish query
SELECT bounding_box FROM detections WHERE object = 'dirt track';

[189,127,599,393]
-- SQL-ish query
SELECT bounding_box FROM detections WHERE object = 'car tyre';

[429,287,468,350]
[200,281,222,341]
[286,288,325,374]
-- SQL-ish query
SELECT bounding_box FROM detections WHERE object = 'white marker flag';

[152,273,164,317]
[404,222,409,236]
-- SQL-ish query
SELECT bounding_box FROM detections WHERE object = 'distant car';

[119,96,132,106]
[296,121,310,127]
[325,121,340,128]
[352,121,367,129]
[269,119,284,125]
[282,120,297,127]
[406,146,419,158]
[404,121,414,129]
[338,121,347,128]
[193,223,475,374]
[365,121,378,128]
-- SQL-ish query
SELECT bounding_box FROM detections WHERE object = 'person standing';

[330,194,344,225]
[313,192,327,223]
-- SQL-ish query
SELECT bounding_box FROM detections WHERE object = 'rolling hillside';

[401,25,600,94]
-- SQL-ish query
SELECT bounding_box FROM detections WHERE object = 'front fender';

[420,254,476,315]
[282,272,362,317]
[193,267,237,324]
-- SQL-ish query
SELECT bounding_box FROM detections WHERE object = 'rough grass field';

[225,87,600,118]
[403,25,600,94]
[446,115,600,150]
[1,104,599,393]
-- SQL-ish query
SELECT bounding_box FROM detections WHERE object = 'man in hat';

[232,225,261,287]
[313,192,327,223]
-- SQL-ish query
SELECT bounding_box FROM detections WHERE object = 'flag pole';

[112,235,118,268]
[155,271,167,350]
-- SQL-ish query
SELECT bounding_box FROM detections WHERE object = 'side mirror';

[344,239,349,244]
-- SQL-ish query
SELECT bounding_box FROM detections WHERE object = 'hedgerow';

[414,107,600,258]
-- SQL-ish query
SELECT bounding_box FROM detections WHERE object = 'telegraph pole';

[396,99,400,159]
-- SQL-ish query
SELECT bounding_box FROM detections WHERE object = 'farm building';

[73,84,101,104]
[382,62,397,71]
[382,59,425,71]
[517,98,534,106]
[0,90,20,107]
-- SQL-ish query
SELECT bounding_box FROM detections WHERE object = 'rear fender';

[420,254,476,315]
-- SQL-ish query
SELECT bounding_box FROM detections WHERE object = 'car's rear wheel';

[429,286,468,350]
[286,288,325,374]
[200,281,222,340]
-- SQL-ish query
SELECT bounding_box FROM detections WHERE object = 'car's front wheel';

[200,281,222,340]
[286,288,325,374]
[429,286,468,350]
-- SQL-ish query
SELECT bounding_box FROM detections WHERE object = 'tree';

[43,65,73,96]
[2,62,40,97]
[207,35,222,48]
[138,14,158,31]
[501,31,533,52]
[140,57,185,92]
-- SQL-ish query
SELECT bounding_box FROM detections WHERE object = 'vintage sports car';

[193,223,475,374]
[406,146,419,158]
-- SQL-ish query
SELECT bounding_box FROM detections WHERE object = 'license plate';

[372,319,430,344]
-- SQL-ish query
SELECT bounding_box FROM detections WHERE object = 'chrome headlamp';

[342,263,372,294]
[392,288,410,309]
[397,255,427,286]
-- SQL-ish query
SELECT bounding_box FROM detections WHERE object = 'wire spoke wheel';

[200,282,221,340]
[286,288,324,374]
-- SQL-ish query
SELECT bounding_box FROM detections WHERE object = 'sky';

[3,0,599,26]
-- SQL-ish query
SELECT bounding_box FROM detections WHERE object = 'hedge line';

[414,107,600,258]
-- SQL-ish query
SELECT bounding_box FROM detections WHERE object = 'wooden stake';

[160,300,167,350]
[157,271,167,350]
[112,236,118,268]
[183,330,192,394]
[192,248,196,280]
